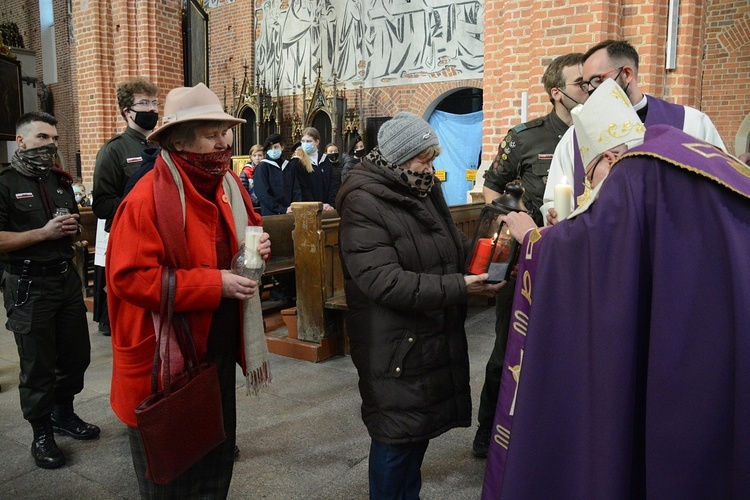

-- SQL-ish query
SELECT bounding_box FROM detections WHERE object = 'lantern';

[467,181,525,283]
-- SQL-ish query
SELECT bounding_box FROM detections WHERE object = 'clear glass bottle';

[231,226,266,282]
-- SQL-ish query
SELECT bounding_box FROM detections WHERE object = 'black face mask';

[131,110,159,131]
[328,153,340,163]
[558,88,581,111]
[353,148,365,158]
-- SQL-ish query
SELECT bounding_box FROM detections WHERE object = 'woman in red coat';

[106,83,271,498]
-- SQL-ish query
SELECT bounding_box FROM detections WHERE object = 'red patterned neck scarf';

[171,148,233,196]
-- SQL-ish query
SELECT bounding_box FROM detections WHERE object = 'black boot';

[51,403,100,440]
[472,423,492,458]
[31,416,66,469]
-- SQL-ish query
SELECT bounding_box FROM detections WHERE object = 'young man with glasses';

[0,112,100,469]
[92,77,159,336]
[474,52,587,458]
[541,39,726,225]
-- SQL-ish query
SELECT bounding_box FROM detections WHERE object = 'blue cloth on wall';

[428,109,483,206]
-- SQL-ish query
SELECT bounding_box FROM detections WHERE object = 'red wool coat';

[106,163,262,427]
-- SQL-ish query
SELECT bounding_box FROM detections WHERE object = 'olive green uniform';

[483,111,569,227]
[477,111,569,434]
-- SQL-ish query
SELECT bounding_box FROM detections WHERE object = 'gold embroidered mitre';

[571,79,646,168]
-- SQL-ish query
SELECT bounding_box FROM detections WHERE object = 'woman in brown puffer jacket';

[337,112,503,499]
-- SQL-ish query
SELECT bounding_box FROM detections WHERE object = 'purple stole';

[572,96,686,204]
[481,227,544,499]
[622,124,750,198]
[481,124,749,499]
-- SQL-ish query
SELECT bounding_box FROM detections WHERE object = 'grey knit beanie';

[377,112,439,166]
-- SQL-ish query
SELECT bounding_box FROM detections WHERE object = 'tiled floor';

[0,303,497,499]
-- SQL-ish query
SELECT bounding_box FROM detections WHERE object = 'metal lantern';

[467,181,526,283]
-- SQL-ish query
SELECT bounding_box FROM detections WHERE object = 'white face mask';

[75,193,83,203]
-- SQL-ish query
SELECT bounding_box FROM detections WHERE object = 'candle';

[494,229,512,262]
[244,226,264,269]
[554,176,573,220]
[469,238,493,275]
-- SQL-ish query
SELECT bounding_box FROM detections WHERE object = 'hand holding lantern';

[467,181,525,283]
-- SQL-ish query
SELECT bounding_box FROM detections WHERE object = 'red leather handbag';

[134,269,226,485]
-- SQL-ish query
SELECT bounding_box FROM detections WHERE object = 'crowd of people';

[1,36,748,500]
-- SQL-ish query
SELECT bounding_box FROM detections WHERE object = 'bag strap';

[149,268,204,396]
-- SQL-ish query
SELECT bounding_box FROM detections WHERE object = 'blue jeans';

[369,439,430,500]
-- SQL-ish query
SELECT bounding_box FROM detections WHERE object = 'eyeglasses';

[131,100,159,109]
[580,67,625,93]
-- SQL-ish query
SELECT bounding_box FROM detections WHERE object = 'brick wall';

[1,0,79,178]
[207,1,255,104]
[702,1,750,154]
[71,0,183,184]
[5,0,748,184]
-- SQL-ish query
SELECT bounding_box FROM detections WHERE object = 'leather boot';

[31,416,66,469]
[51,403,100,440]
[472,423,492,458]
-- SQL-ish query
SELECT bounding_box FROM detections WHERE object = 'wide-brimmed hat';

[147,83,245,142]
[571,79,645,167]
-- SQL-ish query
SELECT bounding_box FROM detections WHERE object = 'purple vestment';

[483,125,750,499]
[572,96,685,202]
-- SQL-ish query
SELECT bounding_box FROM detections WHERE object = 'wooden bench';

[261,213,295,276]
[267,201,485,362]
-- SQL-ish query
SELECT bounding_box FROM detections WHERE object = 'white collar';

[632,94,648,111]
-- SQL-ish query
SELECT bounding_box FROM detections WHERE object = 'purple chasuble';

[572,95,685,203]
[483,125,750,499]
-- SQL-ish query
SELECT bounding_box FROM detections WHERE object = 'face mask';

[353,148,365,158]
[131,110,159,131]
[174,148,233,176]
[267,149,282,160]
[75,193,83,203]
[11,142,58,177]
[301,142,316,154]
[558,88,581,110]
[327,153,340,163]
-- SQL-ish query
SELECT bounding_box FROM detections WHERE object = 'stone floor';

[0,303,497,499]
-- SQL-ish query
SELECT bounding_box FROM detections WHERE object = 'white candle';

[554,176,572,220]
[244,226,263,269]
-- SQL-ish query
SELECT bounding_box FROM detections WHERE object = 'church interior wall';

[2,0,79,178]
[2,0,748,184]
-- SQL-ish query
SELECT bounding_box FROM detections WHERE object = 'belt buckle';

[59,261,68,274]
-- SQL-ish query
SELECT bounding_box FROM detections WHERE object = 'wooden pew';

[260,213,295,276]
[268,201,485,362]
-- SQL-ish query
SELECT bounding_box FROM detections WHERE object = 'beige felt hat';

[571,78,645,168]
[147,83,245,142]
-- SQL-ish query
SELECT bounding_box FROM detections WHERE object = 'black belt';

[6,260,70,276]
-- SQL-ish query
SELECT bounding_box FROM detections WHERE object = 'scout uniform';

[483,111,569,227]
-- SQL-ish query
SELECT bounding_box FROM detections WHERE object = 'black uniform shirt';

[0,166,78,263]
[484,111,569,226]
[92,126,150,230]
